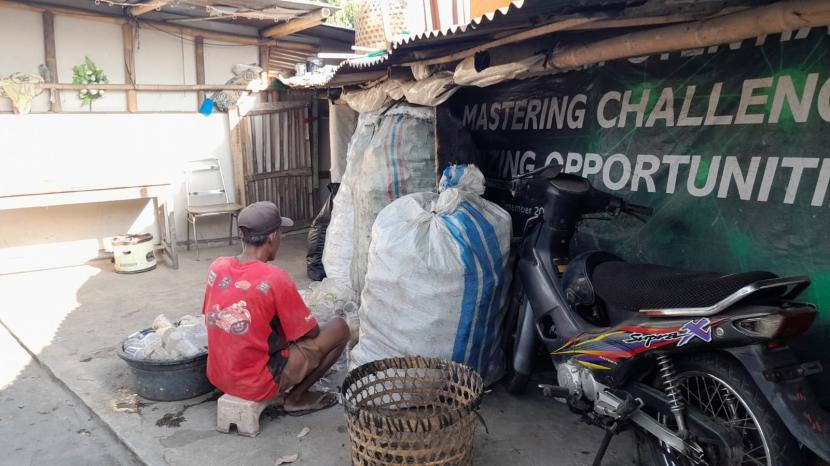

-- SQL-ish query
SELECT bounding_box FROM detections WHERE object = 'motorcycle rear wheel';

[637,352,802,466]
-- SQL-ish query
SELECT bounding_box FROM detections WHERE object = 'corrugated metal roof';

[285,0,774,87]
[336,0,531,71]
[390,0,526,50]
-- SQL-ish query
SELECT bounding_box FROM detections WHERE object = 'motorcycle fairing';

[552,317,727,373]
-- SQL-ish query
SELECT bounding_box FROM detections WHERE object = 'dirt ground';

[0,233,636,465]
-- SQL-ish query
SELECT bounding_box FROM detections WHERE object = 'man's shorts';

[279,337,325,393]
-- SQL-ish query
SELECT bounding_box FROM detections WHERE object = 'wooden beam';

[122,23,137,112]
[130,0,171,17]
[0,0,270,45]
[42,11,60,112]
[261,8,331,38]
[273,41,319,53]
[195,36,205,106]
[0,0,123,24]
[552,0,830,70]
[39,83,251,91]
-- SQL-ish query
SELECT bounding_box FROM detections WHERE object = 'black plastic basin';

[117,329,214,401]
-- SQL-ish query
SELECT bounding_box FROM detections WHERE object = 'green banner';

[442,27,830,402]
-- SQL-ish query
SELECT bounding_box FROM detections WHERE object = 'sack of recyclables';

[350,164,513,384]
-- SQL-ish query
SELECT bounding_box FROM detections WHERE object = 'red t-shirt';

[201,257,317,401]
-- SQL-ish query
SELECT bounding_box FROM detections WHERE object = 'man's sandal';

[284,392,339,417]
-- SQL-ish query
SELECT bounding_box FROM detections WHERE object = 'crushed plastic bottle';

[152,314,174,331]
[122,313,209,361]
[301,278,359,326]
[300,279,360,394]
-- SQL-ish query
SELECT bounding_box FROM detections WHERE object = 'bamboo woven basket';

[354,0,408,50]
[341,357,484,466]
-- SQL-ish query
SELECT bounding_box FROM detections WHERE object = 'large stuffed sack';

[349,103,437,294]
[350,165,512,383]
[322,112,379,285]
[306,183,339,281]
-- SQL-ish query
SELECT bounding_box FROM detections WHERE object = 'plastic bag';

[453,54,543,87]
[350,165,512,384]
[307,183,339,281]
[399,71,459,107]
[342,86,390,113]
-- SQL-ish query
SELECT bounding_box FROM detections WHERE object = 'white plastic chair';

[184,158,242,260]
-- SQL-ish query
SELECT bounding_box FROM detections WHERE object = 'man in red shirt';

[202,201,349,414]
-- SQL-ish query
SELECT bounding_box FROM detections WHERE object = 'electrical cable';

[140,21,262,47]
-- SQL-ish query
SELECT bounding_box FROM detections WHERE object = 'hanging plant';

[72,56,108,108]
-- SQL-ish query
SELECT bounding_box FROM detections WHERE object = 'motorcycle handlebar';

[589,189,653,219]
[623,202,654,217]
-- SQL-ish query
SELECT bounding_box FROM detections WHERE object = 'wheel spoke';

[672,372,771,466]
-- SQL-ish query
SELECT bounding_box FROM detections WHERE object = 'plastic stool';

[216,394,270,437]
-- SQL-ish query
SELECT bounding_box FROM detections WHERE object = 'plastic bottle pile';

[298,278,360,348]
[122,314,208,361]
[297,278,360,393]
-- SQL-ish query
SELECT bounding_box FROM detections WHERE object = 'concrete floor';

[0,234,636,466]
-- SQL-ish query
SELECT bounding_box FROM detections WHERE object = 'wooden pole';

[401,17,595,66]
[551,0,830,70]
[130,0,171,17]
[195,36,205,107]
[259,45,271,76]
[42,11,60,112]
[398,7,750,67]
[228,106,247,206]
[39,83,251,91]
[261,8,331,38]
[122,23,138,113]
[259,45,271,97]
[311,98,319,192]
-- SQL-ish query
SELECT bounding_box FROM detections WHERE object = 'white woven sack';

[349,103,437,294]
[322,112,380,285]
[351,165,512,384]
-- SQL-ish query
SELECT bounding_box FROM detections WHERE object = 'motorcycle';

[500,163,830,465]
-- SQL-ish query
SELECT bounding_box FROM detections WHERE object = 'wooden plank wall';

[240,104,314,226]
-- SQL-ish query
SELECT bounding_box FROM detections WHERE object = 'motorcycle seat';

[590,259,778,312]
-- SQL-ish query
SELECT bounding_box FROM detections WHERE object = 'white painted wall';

[0,8,50,113]
[135,28,198,112]
[55,15,127,112]
[0,113,239,266]
[0,6,261,269]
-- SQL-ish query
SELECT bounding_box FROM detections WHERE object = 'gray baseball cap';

[237,201,293,236]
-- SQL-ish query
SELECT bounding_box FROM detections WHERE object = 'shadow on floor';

[0,234,635,466]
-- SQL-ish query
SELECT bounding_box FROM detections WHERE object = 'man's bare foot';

[284,391,338,416]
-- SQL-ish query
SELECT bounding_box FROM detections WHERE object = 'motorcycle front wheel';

[637,352,802,466]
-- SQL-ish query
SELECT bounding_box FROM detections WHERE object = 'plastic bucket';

[118,329,214,401]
